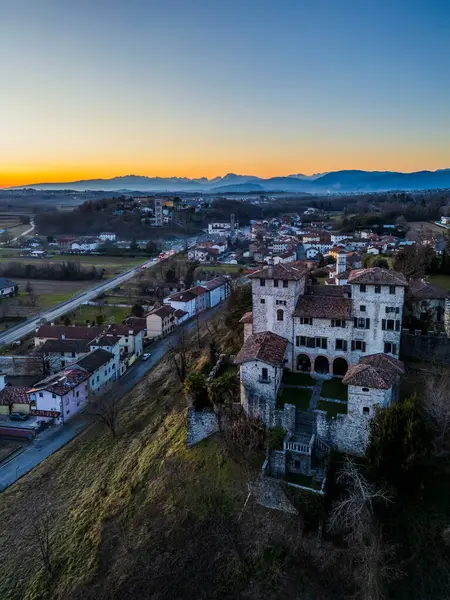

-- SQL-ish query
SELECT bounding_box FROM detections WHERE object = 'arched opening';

[296,354,311,372]
[276,309,284,321]
[333,357,348,376]
[314,355,329,374]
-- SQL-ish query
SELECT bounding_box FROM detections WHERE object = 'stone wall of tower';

[349,282,405,358]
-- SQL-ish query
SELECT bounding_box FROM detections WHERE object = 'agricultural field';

[428,273,450,291]
[408,221,447,236]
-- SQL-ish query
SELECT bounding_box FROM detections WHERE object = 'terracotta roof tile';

[248,263,309,281]
[347,267,407,286]
[239,311,253,324]
[36,325,104,341]
[0,387,30,406]
[235,331,287,367]
[360,353,405,375]
[148,305,176,318]
[294,295,352,319]
[343,353,405,389]
[408,279,449,299]
[30,367,90,396]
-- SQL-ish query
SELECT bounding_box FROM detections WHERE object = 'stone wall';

[0,355,44,377]
[401,330,450,365]
[268,449,287,478]
[186,406,219,448]
[206,354,235,383]
[314,410,369,455]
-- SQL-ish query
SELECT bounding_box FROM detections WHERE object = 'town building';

[207,215,238,236]
[76,348,118,394]
[0,277,17,297]
[99,232,116,242]
[146,304,177,339]
[28,367,90,424]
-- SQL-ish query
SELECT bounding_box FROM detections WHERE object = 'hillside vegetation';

[0,311,338,600]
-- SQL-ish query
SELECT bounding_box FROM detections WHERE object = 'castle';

[236,263,407,480]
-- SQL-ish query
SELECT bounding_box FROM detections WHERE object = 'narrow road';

[0,241,190,346]
[0,302,225,492]
[10,220,35,242]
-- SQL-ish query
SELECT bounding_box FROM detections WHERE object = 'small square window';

[363,407,370,414]
[375,285,381,294]
[389,285,395,294]
[274,279,279,287]
[360,284,366,292]
[360,305,366,312]
[283,280,288,288]
[260,298,265,304]
[260,279,265,287]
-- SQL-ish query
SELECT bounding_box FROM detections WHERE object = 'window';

[306,337,315,348]
[76,391,79,397]
[52,393,56,399]
[260,298,265,304]
[331,319,346,327]
[360,284,366,292]
[295,336,300,347]
[60,351,64,357]
[276,300,287,306]
[39,392,43,397]
[277,309,284,321]
[274,279,279,287]
[260,279,265,286]
[71,352,76,358]
[362,388,370,393]
[315,337,327,349]
[261,367,268,381]
[351,340,366,352]
[382,319,397,331]
[360,305,366,312]
[61,360,65,367]
[354,317,370,329]
[384,342,397,354]
[300,317,313,325]
[335,339,348,351]
[283,280,288,288]
[389,285,396,294]
[375,285,381,294]
[363,407,370,415]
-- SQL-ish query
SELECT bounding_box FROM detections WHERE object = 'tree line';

[0,261,105,281]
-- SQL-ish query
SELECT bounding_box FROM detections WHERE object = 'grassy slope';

[0,315,336,600]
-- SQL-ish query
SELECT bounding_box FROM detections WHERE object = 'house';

[189,285,209,314]
[146,304,177,339]
[34,325,105,348]
[71,238,100,252]
[76,348,118,394]
[38,338,90,374]
[164,290,197,319]
[107,323,145,364]
[99,232,116,242]
[28,367,90,424]
[208,220,238,236]
[0,376,31,416]
[0,277,17,297]
[237,264,407,463]
[89,334,124,375]
[407,279,449,327]
[201,276,231,307]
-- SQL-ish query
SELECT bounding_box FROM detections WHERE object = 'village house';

[27,367,90,424]
[38,338,90,375]
[76,348,118,394]
[200,276,231,307]
[0,277,17,297]
[71,238,100,252]
[407,279,449,328]
[99,232,116,242]
[189,285,209,314]
[164,290,197,318]
[0,374,31,416]
[146,304,177,339]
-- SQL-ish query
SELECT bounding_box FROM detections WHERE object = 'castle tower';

[336,251,347,275]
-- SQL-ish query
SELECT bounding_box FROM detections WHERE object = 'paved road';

[0,241,191,346]
[10,220,35,243]
[0,302,224,492]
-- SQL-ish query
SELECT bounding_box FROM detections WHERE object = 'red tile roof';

[343,353,404,389]
[235,331,287,367]
[347,267,407,286]
[0,387,30,406]
[248,263,309,281]
[294,295,352,319]
[167,290,197,302]
[36,325,104,341]
[189,285,208,296]
[408,279,449,299]
[148,305,176,318]
[239,311,253,324]
[30,367,90,396]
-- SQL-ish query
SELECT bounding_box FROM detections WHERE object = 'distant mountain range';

[9,169,450,194]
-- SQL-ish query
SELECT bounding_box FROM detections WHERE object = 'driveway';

[0,301,226,492]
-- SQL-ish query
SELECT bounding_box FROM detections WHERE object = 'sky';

[0,0,449,187]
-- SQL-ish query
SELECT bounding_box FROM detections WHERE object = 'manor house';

[236,263,407,467]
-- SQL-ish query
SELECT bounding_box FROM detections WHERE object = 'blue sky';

[0,0,449,185]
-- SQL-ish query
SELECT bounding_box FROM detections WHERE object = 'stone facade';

[240,361,282,426]
[186,406,219,448]
[400,329,450,365]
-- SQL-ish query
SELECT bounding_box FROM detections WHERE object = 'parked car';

[142,353,152,361]
[9,412,29,421]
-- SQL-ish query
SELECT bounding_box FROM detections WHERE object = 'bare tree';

[89,396,120,438]
[168,326,189,383]
[30,510,53,578]
[328,458,397,600]
[424,373,450,453]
